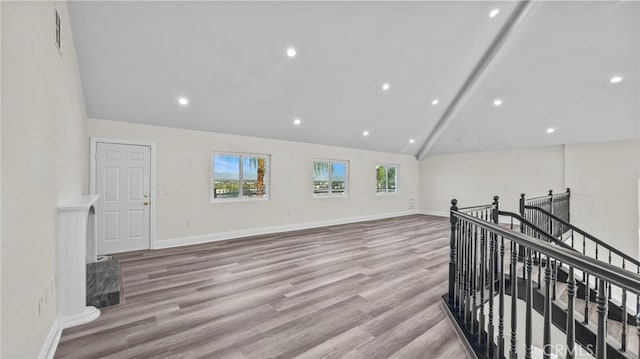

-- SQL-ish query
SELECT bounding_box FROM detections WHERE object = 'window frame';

[211,152,271,203]
[312,159,349,198]
[376,164,400,195]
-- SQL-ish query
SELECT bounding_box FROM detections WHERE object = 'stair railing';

[449,197,640,359]
[523,191,640,328]
[521,188,570,237]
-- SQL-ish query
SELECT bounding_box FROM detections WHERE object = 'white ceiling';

[430,0,640,155]
[68,1,639,157]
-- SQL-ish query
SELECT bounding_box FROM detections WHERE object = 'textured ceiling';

[68,1,639,157]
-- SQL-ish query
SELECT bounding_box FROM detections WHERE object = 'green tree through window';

[313,160,347,196]
[376,165,399,193]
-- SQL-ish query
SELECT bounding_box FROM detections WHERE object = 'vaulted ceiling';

[68,1,639,158]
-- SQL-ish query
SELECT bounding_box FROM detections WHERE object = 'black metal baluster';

[525,248,533,359]
[552,258,557,301]
[538,252,542,290]
[548,189,553,234]
[566,188,571,222]
[498,236,505,359]
[479,226,486,348]
[595,278,607,359]
[636,309,640,359]
[472,223,478,338]
[462,220,469,321]
[621,287,627,352]
[566,267,575,359]
[543,256,552,359]
[449,200,458,306]
[488,231,495,357]
[636,279,639,359]
[608,251,612,300]
[582,235,586,282]
[466,222,473,328]
[571,228,574,249]
[584,272,590,325]
[458,220,465,316]
[510,240,518,359]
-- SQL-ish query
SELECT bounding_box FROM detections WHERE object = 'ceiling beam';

[416,0,533,160]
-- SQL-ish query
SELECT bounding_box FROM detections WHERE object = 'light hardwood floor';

[55,215,471,359]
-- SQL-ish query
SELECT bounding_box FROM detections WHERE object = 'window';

[212,153,270,202]
[313,160,348,197]
[376,164,399,194]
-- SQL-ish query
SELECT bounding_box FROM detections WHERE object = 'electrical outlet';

[408,199,416,209]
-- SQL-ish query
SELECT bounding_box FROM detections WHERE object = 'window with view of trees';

[376,164,398,193]
[313,160,348,197]
[212,153,270,202]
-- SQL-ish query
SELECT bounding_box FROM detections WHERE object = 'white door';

[96,142,151,254]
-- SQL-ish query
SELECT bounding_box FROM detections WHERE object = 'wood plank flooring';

[54,215,470,359]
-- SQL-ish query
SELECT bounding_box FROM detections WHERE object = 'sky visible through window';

[213,155,260,180]
[213,155,239,180]
[314,163,346,181]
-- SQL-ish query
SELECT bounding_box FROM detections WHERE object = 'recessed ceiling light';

[178,97,189,106]
[409,139,415,144]
[363,131,370,137]
[610,75,623,84]
[546,127,555,133]
[381,83,390,91]
[293,118,301,125]
[489,9,500,18]
[431,99,439,106]
[286,47,297,58]
[493,98,503,106]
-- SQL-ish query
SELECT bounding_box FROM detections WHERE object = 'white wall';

[1,1,87,357]
[419,146,565,215]
[419,140,640,259]
[564,140,640,259]
[87,118,420,246]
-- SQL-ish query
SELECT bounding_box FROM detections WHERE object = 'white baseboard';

[154,210,420,249]
[38,318,61,359]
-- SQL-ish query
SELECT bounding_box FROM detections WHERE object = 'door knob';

[144,201,150,206]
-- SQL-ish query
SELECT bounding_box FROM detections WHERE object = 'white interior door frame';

[90,137,157,250]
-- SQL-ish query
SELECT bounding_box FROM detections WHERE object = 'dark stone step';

[86,259,121,309]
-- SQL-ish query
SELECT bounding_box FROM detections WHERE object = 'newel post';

[449,199,459,306]
[492,195,500,224]
[519,193,525,217]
